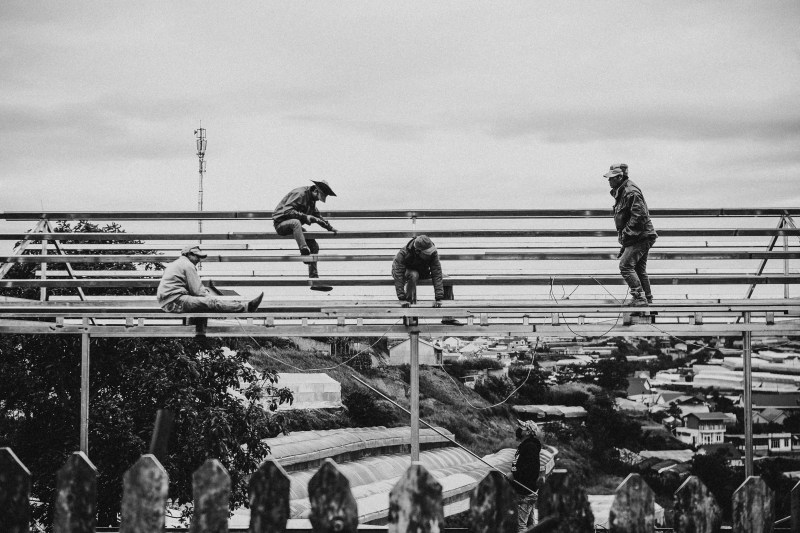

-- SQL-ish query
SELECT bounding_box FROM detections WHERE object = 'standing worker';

[273,180,338,292]
[392,235,461,325]
[511,420,545,532]
[605,163,658,306]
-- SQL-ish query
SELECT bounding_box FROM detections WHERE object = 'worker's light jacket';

[156,255,208,306]
[392,238,445,301]
[272,186,321,225]
[611,178,658,247]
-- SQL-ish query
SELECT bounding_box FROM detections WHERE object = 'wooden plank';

[672,475,721,533]
[119,454,169,533]
[388,463,443,533]
[248,459,290,533]
[608,473,654,533]
[190,459,230,533]
[54,451,98,533]
[538,470,594,533]
[0,218,47,280]
[731,476,774,533]
[468,470,517,533]
[2,207,797,220]
[308,459,359,533]
[0,447,31,533]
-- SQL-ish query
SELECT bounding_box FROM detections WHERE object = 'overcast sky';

[2,1,799,214]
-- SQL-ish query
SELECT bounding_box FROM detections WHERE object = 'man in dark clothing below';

[273,180,338,292]
[605,163,658,307]
[391,235,461,325]
[511,420,544,532]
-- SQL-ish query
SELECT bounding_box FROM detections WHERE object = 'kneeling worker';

[392,235,461,325]
[157,245,263,313]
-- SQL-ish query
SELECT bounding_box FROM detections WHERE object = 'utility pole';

[194,125,207,237]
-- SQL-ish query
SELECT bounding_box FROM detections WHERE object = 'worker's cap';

[181,245,207,258]
[517,420,542,437]
[310,180,336,202]
[603,163,628,180]
[413,235,437,256]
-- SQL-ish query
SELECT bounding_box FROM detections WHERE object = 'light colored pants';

[162,295,245,313]
[517,492,538,533]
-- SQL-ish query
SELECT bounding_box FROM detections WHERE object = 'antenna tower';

[194,125,207,236]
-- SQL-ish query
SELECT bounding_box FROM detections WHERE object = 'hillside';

[248,342,625,492]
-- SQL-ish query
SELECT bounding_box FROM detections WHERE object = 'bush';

[342,388,403,427]
[443,359,504,377]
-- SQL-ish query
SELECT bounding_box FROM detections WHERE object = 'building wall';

[388,339,440,366]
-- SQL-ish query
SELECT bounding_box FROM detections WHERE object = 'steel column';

[409,327,420,462]
[80,332,90,455]
[742,312,753,477]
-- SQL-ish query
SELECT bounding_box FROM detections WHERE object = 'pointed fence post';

[608,473,655,533]
[388,463,443,533]
[308,459,358,533]
[468,470,517,533]
[672,475,721,533]
[731,476,774,533]
[190,459,230,533]
[119,454,169,533]
[0,448,31,533]
[54,451,98,533]
[249,459,290,533]
[792,480,800,533]
[538,470,594,533]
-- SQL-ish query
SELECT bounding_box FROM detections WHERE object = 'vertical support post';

[742,312,753,477]
[40,235,47,301]
[81,332,90,455]
[409,328,420,462]
[784,221,790,298]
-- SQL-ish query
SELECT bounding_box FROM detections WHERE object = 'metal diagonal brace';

[46,221,96,325]
[0,218,47,280]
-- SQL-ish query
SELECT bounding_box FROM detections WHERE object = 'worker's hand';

[400,301,410,308]
[432,301,442,308]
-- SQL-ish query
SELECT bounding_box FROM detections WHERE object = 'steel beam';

[743,312,753,477]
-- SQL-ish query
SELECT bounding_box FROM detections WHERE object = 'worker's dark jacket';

[611,178,658,247]
[392,238,445,301]
[273,186,321,226]
[511,435,542,496]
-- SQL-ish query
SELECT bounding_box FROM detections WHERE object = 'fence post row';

[0,447,795,532]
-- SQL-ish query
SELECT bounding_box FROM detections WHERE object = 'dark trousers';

[275,219,319,277]
[619,237,655,299]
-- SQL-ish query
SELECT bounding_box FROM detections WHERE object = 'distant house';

[675,412,727,447]
[627,377,652,397]
[512,404,587,421]
[752,408,788,425]
[388,338,441,366]
[726,432,793,454]
[696,443,743,467]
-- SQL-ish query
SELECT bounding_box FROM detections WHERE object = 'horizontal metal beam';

[2,274,799,288]
[0,321,795,337]
[7,250,800,264]
[2,228,799,241]
[2,208,798,220]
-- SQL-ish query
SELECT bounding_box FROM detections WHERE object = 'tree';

[0,221,291,528]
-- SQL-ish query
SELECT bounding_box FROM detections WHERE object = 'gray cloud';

[285,114,431,142]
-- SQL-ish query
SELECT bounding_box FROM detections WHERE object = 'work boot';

[441,317,463,326]
[300,246,312,256]
[627,290,649,307]
[247,292,264,313]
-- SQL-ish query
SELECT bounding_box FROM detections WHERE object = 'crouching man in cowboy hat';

[273,180,338,292]
[511,420,545,532]
[157,245,263,314]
